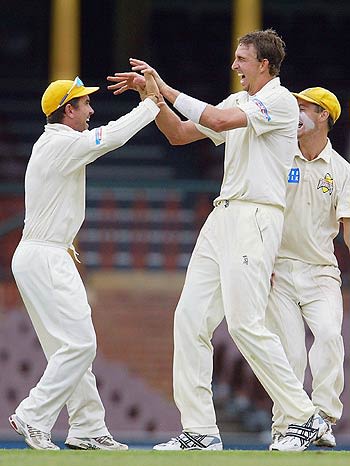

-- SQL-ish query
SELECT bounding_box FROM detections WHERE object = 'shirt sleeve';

[335,162,350,221]
[238,90,299,137]
[54,98,160,175]
[194,95,236,146]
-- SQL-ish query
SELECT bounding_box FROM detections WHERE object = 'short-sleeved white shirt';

[278,140,350,266]
[195,78,299,208]
[22,98,159,246]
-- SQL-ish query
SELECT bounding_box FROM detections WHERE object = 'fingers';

[130,58,151,72]
[107,62,160,98]
[107,72,138,82]
[110,85,128,95]
[131,64,150,72]
[129,58,148,66]
[106,71,147,96]
[112,73,146,86]
[107,80,127,90]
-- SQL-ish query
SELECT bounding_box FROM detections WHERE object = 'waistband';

[19,240,81,263]
[20,239,69,249]
[213,198,284,212]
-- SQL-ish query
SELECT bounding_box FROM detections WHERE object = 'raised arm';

[154,103,206,145]
[129,58,248,132]
[107,70,206,145]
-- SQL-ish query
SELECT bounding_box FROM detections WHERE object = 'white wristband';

[173,93,207,123]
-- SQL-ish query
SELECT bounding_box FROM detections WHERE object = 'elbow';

[203,116,227,133]
[163,134,178,145]
[166,133,186,146]
[212,120,227,132]
[170,137,184,146]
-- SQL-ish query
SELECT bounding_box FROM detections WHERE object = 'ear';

[319,109,330,123]
[64,103,76,119]
[260,58,269,73]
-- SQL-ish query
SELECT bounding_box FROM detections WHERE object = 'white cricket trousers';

[11,241,110,437]
[173,200,316,435]
[266,259,344,432]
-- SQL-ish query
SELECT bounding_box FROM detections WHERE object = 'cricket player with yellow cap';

[266,87,350,450]
[9,73,161,450]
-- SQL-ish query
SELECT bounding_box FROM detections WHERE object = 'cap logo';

[57,76,84,109]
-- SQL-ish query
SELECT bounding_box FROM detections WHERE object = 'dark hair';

[314,104,335,132]
[238,29,286,77]
[47,97,80,124]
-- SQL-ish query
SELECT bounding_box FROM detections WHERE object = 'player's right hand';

[129,58,166,92]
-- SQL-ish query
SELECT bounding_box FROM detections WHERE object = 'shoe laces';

[172,432,211,449]
[285,416,319,444]
[27,425,50,441]
[95,435,114,445]
[272,431,283,442]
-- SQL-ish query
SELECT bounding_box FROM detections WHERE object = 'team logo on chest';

[317,172,333,195]
[288,168,300,183]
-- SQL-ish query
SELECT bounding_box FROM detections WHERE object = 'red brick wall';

[88,271,184,400]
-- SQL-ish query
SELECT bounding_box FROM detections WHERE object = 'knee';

[227,322,253,343]
[71,338,97,366]
[174,305,194,334]
[315,325,341,343]
[85,338,97,362]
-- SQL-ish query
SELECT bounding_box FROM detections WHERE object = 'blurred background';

[0,0,349,449]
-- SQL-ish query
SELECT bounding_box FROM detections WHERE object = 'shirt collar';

[296,139,332,163]
[252,77,281,99]
[44,123,77,133]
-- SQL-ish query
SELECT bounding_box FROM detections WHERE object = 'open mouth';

[298,121,303,129]
[237,73,246,84]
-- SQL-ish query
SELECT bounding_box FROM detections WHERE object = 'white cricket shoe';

[65,435,128,450]
[271,413,328,452]
[268,429,284,451]
[313,422,336,448]
[9,414,60,450]
[153,431,223,451]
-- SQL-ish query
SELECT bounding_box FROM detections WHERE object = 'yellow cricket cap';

[41,76,99,117]
[292,87,341,123]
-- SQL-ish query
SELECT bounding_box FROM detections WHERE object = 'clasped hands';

[107,58,166,105]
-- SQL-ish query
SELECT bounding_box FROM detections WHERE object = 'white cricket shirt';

[278,140,350,266]
[196,78,299,208]
[21,98,159,246]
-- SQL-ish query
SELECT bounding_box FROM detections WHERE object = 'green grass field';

[0,450,349,466]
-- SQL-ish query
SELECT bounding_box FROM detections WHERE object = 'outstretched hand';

[107,72,145,95]
[107,69,161,105]
[107,58,166,104]
[129,58,166,91]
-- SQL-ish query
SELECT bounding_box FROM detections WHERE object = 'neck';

[248,75,275,96]
[298,133,328,160]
